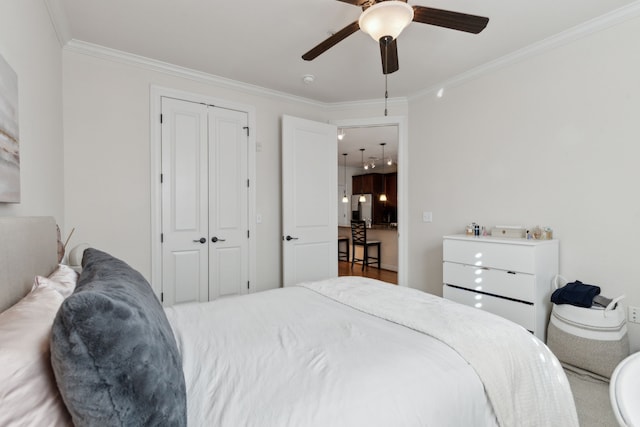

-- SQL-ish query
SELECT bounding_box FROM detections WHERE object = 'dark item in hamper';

[551,280,601,308]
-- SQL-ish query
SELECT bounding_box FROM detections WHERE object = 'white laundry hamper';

[546,275,630,379]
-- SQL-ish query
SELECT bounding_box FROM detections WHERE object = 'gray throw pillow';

[50,248,187,426]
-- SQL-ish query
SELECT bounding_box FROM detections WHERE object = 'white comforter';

[165,277,578,427]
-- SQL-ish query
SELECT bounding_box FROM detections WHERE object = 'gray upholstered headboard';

[0,216,58,312]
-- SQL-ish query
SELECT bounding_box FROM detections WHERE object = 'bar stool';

[338,236,349,262]
[350,220,380,270]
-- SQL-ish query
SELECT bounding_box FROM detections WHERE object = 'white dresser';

[442,235,559,341]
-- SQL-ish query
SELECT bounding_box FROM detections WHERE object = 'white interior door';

[161,97,250,305]
[208,107,249,298]
[282,115,338,286]
[161,97,209,305]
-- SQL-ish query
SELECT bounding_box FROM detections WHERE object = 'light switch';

[422,211,433,223]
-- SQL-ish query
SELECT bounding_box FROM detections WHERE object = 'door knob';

[193,237,206,244]
[285,235,299,241]
[211,237,226,243]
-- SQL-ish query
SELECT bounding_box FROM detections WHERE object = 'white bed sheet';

[302,277,579,427]
[166,284,498,427]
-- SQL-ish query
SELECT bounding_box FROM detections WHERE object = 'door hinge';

[161,292,164,302]
[247,281,250,290]
[160,173,163,183]
[161,233,164,243]
[160,114,163,124]
[247,230,250,238]
[243,126,249,137]
[247,179,250,188]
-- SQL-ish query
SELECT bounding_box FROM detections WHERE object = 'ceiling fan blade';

[302,21,360,61]
[412,6,489,34]
[380,36,399,75]
[336,0,408,9]
[336,0,369,6]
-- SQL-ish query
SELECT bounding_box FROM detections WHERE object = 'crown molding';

[43,0,71,47]
[325,97,408,111]
[409,1,640,101]
[59,1,639,107]
[66,40,334,107]
[65,39,408,111]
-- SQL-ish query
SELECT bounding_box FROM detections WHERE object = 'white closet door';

[208,107,249,299]
[282,115,338,286]
[161,97,209,305]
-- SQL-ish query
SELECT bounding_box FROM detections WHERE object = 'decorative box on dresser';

[442,235,559,341]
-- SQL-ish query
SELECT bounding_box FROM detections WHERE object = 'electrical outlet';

[629,306,640,324]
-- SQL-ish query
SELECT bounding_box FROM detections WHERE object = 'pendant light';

[342,153,349,203]
[359,148,366,203]
[379,142,387,202]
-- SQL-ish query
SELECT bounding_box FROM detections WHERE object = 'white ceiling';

[57,0,636,105]
[338,125,398,168]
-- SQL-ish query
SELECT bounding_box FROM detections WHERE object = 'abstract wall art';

[0,54,19,203]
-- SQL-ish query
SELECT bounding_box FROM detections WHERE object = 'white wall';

[407,15,640,349]
[11,0,638,348]
[62,49,333,291]
[0,0,64,226]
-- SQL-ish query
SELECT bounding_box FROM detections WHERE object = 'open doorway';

[332,116,407,286]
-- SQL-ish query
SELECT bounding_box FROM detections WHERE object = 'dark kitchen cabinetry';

[385,173,397,208]
[352,173,397,224]
[352,173,384,195]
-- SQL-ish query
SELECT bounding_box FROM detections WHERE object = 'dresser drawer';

[443,285,535,332]
[443,262,535,303]
[443,239,535,273]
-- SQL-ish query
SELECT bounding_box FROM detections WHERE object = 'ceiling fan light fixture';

[358,1,414,42]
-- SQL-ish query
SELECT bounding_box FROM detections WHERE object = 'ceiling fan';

[302,0,489,75]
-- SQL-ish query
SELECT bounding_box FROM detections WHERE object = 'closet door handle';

[285,235,299,241]
[193,237,206,244]
[211,236,226,243]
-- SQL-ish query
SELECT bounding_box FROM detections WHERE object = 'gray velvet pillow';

[50,248,187,426]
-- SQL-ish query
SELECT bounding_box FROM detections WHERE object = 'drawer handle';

[507,271,516,274]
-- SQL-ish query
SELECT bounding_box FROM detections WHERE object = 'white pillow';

[0,286,73,426]
[31,264,78,298]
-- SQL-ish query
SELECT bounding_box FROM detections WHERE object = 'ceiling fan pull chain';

[384,74,388,116]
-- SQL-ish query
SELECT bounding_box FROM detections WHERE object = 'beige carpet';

[565,369,618,427]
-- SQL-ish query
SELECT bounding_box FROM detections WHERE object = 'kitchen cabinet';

[352,173,397,224]
[442,235,559,341]
[352,173,384,195]
[385,172,397,208]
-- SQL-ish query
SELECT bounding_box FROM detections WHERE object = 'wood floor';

[338,261,398,284]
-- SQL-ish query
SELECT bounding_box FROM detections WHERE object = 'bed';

[0,216,580,426]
